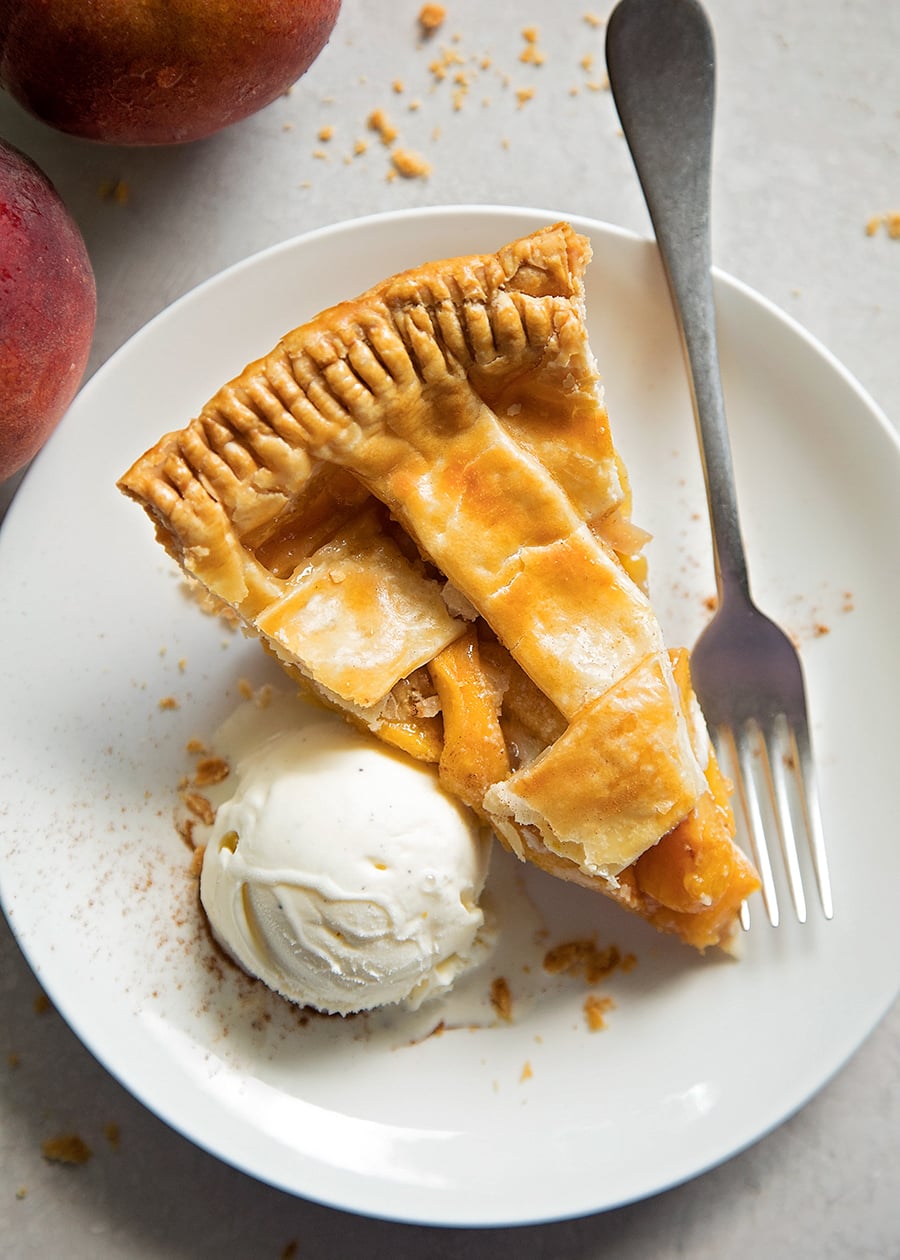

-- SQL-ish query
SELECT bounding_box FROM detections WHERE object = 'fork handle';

[606,0,750,602]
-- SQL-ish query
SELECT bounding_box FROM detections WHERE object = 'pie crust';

[119,223,759,951]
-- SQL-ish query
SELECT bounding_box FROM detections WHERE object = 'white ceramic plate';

[1,207,898,1227]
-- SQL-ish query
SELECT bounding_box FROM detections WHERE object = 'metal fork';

[606,0,833,925]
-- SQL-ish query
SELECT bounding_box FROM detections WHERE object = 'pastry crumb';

[368,107,398,145]
[865,214,883,236]
[176,815,196,849]
[418,3,446,34]
[520,27,545,65]
[183,792,216,826]
[99,178,130,206]
[192,756,230,787]
[520,1059,533,1082]
[391,148,432,179]
[866,211,900,238]
[543,938,625,983]
[584,993,615,1031]
[158,695,179,710]
[490,976,513,1021]
[41,1134,93,1165]
[520,45,545,66]
[515,87,536,107]
[317,124,334,142]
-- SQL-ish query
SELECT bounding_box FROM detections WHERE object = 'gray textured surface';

[2,1,898,1255]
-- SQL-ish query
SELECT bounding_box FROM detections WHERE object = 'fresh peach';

[0,140,96,483]
[0,0,342,146]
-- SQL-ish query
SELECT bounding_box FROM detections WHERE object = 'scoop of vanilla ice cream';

[200,712,492,1015]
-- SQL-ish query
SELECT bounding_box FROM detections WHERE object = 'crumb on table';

[419,3,446,35]
[41,1134,93,1165]
[866,211,900,238]
[368,107,398,145]
[391,148,432,179]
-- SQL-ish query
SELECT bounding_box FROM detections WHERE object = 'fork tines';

[714,715,833,927]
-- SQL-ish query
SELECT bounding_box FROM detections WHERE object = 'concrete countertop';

[2,2,898,1256]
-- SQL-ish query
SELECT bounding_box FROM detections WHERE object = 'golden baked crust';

[119,223,758,948]
[484,651,705,876]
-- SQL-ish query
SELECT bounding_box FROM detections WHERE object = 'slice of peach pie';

[119,222,759,952]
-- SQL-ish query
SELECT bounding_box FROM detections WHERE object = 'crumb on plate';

[584,993,615,1031]
[192,756,230,788]
[543,937,628,984]
[183,792,216,827]
[490,975,513,1021]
